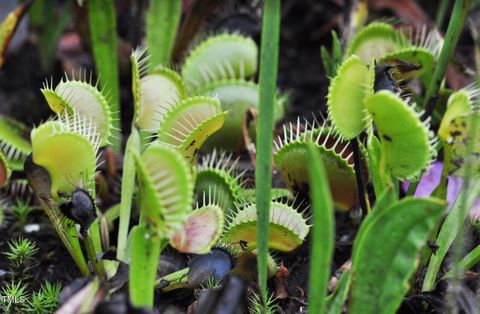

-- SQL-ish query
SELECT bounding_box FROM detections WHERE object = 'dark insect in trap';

[59,188,97,236]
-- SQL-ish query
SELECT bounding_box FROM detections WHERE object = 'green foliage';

[200,276,222,290]
[129,225,163,307]
[422,180,480,291]
[249,292,277,314]
[422,0,472,113]
[349,197,445,314]
[182,33,258,92]
[256,1,281,303]
[364,91,436,180]
[0,114,32,170]
[442,112,480,177]
[326,55,371,140]
[4,237,39,281]
[274,121,357,210]
[117,127,140,262]
[30,117,98,198]
[146,1,181,67]
[41,75,113,147]
[0,150,11,187]
[307,144,334,314]
[197,79,284,151]
[195,149,245,213]
[325,271,351,314]
[23,282,61,314]
[156,96,227,163]
[11,198,35,228]
[29,0,70,71]
[222,200,309,252]
[134,142,193,236]
[87,0,120,151]
[0,280,28,314]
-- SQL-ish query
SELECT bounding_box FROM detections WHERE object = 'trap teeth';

[41,74,113,147]
[156,96,227,163]
[274,119,358,210]
[195,150,244,214]
[134,142,193,237]
[0,115,32,170]
[222,200,309,252]
[182,33,258,92]
[133,65,186,131]
[30,120,98,198]
[364,91,436,180]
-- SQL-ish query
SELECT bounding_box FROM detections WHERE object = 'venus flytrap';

[25,110,108,277]
[130,47,187,133]
[222,200,310,252]
[130,143,225,306]
[364,91,437,181]
[0,150,11,188]
[156,96,228,164]
[40,73,113,147]
[0,115,32,171]
[346,22,442,81]
[197,79,285,151]
[273,119,358,211]
[181,33,258,92]
[195,149,246,213]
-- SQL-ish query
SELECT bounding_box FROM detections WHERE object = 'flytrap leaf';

[326,55,372,139]
[134,142,193,237]
[30,115,99,198]
[170,203,224,254]
[364,91,436,180]
[197,79,284,150]
[182,33,258,92]
[40,74,113,146]
[273,120,358,211]
[349,197,445,314]
[131,48,187,131]
[195,149,245,213]
[438,86,479,141]
[347,22,409,63]
[222,201,309,252]
[0,115,31,170]
[347,22,440,79]
[442,112,480,177]
[0,150,11,187]
[156,96,227,163]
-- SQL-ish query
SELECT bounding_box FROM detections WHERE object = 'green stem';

[256,0,281,304]
[422,179,480,291]
[38,199,89,275]
[146,0,181,67]
[435,0,451,29]
[85,230,106,279]
[442,244,480,279]
[422,0,472,120]
[117,127,140,262]
[87,0,121,152]
[155,267,190,291]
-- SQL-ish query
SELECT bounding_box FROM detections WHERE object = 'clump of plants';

[1,0,480,313]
